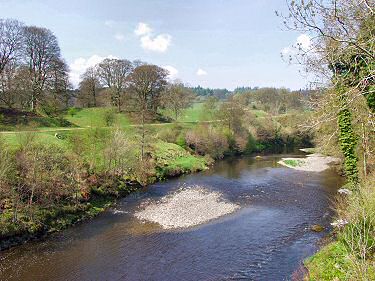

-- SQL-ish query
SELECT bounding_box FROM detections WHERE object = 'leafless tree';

[78,66,100,107]
[97,58,133,112]
[127,64,168,159]
[0,19,24,75]
[23,26,61,111]
[48,57,71,110]
[0,19,24,108]
[162,80,196,120]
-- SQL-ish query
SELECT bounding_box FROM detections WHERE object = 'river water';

[0,154,343,281]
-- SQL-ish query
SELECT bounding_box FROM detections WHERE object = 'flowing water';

[0,154,344,281]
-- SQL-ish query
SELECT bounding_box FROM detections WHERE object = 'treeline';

[76,60,195,119]
[190,85,311,114]
[0,19,71,113]
[189,85,231,99]
[233,87,310,114]
[0,18,196,120]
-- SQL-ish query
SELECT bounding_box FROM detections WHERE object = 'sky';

[0,0,311,90]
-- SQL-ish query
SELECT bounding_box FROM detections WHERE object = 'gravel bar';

[134,187,240,229]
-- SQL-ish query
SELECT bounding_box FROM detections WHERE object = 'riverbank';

[0,153,343,281]
[0,140,209,251]
[304,174,375,280]
[278,153,340,172]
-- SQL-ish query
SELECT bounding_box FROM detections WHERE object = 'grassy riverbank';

[0,105,311,251]
[305,174,375,280]
[0,135,209,250]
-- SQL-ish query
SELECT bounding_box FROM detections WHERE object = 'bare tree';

[217,96,245,133]
[23,26,61,111]
[0,19,24,75]
[78,66,100,107]
[97,58,133,112]
[0,60,18,108]
[48,57,71,110]
[162,81,196,120]
[127,64,168,159]
[0,19,24,108]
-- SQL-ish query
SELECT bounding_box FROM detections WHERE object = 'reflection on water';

[0,154,344,281]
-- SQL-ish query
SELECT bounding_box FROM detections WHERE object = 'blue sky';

[0,0,310,90]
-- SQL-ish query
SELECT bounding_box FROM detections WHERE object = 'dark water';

[0,154,343,281]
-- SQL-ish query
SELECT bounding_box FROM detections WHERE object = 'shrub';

[245,133,257,154]
[103,109,116,126]
[185,125,229,159]
[103,129,139,176]
[67,107,79,117]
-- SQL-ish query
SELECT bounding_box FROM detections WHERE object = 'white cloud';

[162,65,179,79]
[69,54,117,88]
[134,22,152,36]
[296,34,311,50]
[114,33,125,42]
[134,22,172,53]
[282,33,311,57]
[196,68,208,76]
[104,20,115,28]
[140,34,171,53]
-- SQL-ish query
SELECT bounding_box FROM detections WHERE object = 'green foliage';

[283,159,302,167]
[366,85,375,112]
[244,133,257,154]
[67,107,79,117]
[185,125,229,159]
[338,178,375,260]
[152,141,207,178]
[337,96,359,185]
[103,109,116,126]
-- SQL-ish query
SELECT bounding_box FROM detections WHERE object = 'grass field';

[65,107,131,128]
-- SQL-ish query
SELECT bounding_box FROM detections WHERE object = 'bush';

[185,125,229,159]
[245,133,257,154]
[67,107,79,117]
[103,109,116,126]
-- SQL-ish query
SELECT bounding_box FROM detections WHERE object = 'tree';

[127,64,168,159]
[0,19,24,75]
[281,0,374,185]
[78,66,100,107]
[217,96,245,133]
[0,60,18,108]
[23,26,62,111]
[0,19,24,108]
[48,57,71,111]
[97,58,133,112]
[162,81,196,120]
[202,96,219,120]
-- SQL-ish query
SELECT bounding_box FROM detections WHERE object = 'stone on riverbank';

[134,187,240,229]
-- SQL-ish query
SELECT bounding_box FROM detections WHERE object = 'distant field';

[178,103,205,122]
[0,103,239,147]
[65,107,130,128]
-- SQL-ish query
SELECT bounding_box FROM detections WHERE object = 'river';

[0,154,343,281]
